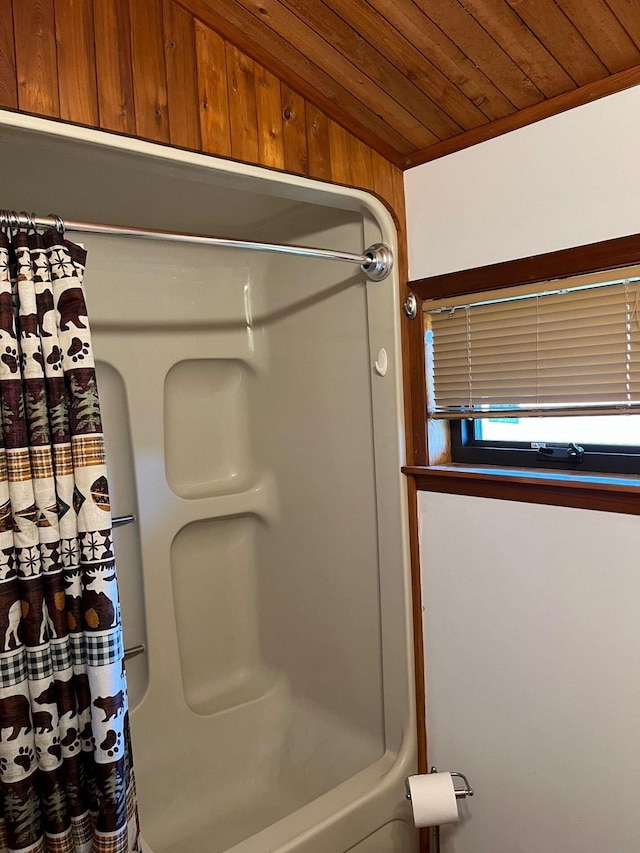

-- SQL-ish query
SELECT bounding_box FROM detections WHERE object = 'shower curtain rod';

[2,211,393,282]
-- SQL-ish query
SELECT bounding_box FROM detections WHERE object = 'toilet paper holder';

[405,767,474,801]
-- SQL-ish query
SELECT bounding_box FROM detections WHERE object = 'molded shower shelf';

[164,359,255,500]
[170,514,275,715]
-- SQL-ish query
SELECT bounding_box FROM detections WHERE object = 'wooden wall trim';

[404,466,640,516]
[393,177,428,853]
[401,286,428,466]
[410,231,640,302]
[404,65,640,169]
[406,475,429,853]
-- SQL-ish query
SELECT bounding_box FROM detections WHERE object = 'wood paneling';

[605,0,640,51]
[174,0,640,167]
[322,0,487,133]
[129,0,170,142]
[281,83,308,175]
[415,0,544,109]
[194,21,231,156]
[93,0,136,134]
[306,103,330,180]
[163,0,201,149]
[226,43,259,163]
[504,0,608,85]
[370,151,395,208]
[0,0,17,109]
[13,0,60,116]
[276,0,461,141]
[255,65,284,169]
[236,0,438,151]
[56,0,99,126]
[348,135,373,193]
[554,0,640,74]
[328,120,352,186]
[175,0,413,162]
[457,0,574,98]
[367,0,514,122]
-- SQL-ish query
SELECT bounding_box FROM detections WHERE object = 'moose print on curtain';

[0,224,139,853]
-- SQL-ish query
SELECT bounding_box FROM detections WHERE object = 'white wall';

[419,492,640,853]
[406,85,640,279]
[405,86,640,852]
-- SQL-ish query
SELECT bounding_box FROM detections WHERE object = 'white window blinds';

[426,278,640,419]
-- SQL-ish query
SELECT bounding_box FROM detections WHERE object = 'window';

[425,264,640,475]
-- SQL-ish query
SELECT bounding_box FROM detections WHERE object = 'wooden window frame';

[401,231,640,515]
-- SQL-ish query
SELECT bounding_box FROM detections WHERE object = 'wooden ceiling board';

[503,0,609,84]
[180,0,640,168]
[603,0,640,51]
[320,0,489,132]
[554,0,640,73]
[366,0,517,121]
[457,0,575,97]
[274,0,465,138]
[413,0,544,108]
[232,0,441,147]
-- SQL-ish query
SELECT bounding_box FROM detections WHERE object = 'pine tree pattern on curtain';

[0,226,139,853]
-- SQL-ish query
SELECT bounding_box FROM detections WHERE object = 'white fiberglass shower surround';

[0,111,417,853]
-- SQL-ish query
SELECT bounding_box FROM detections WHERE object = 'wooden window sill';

[402,464,640,515]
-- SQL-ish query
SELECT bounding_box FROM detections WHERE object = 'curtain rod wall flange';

[3,212,393,282]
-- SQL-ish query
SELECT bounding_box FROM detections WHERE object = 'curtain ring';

[19,211,35,234]
[49,214,64,236]
[5,211,19,239]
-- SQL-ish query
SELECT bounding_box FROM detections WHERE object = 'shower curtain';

[0,225,139,853]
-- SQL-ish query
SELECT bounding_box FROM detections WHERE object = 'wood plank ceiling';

[178,0,640,168]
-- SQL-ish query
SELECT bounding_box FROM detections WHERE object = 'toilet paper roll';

[407,773,459,828]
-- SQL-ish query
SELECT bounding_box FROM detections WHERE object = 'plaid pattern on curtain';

[0,227,139,853]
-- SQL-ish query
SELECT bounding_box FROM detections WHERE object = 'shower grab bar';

[113,514,136,527]
[0,211,393,282]
[123,644,146,661]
